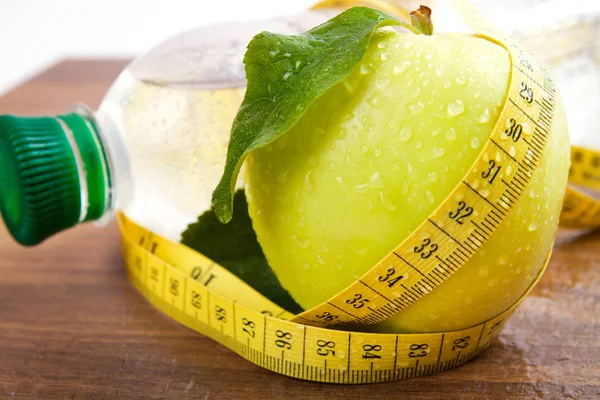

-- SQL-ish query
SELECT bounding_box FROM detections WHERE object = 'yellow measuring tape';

[117,0,600,383]
[561,146,600,229]
[120,213,551,384]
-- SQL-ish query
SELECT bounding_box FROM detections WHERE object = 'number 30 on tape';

[116,0,599,384]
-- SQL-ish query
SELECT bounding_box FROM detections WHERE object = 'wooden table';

[0,60,598,399]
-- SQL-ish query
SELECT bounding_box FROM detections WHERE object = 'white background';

[0,0,598,148]
[0,0,316,95]
[0,0,507,95]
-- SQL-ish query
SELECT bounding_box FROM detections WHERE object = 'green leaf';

[181,190,303,313]
[212,6,404,223]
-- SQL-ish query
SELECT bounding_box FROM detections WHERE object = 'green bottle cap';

[0,112,109,246]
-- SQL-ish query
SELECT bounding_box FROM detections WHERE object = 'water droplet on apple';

[435,67,444,77]
[443,81,451,89]
[400,180,411,194]
[470,137,481,149]
[276,169,289,184]
[509,146,517,157]
[415,141,423,149]
[374,148,383,157]
[477,109,491,124]
[298,217,306,227]
[412,87,421,98]
[479,265,489,277]
[456,76,466,85]
[528,221,538,231]
[380,52,389,61]
[393,60,411,75]
[447,100,465,117]
[379,192,397,211]
[407,102,425,114]
[343,80,355,93]
[428,171,438,182]
[426,190,435,204]
[304,171,314,192]
[328,162,336,171]
[290,234,311,248]
[336,176,348,191]
[398,124,413,142]
[433,148,445,157]
[403,41,413,49]
[360,144,369,154]
[522,121,532,135]
[377,41,386,49]
[445,127,457,141]
[377,78,389,88]
[360,63,373,75]
[367,93,382,108]
[487,278,499,287]
[354,172,383,193]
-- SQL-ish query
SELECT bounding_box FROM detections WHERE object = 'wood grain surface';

[0,60,598,400]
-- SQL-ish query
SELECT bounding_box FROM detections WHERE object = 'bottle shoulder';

[125,10,337,90]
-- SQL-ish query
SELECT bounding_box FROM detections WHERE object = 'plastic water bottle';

[0,8,342,245]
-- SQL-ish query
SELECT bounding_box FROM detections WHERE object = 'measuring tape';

[561,146,600,229]
[120,214,552,384]
[116,0,599,383]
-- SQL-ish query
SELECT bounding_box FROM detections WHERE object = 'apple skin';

[244,28,570,332]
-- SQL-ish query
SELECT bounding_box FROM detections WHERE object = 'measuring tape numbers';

[116,0,599,384]
[119,213,551,383]
[293,0,555,328]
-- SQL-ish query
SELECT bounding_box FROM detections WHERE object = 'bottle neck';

[69,104,116,224]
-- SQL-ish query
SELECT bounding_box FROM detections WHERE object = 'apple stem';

[409,5,433,35]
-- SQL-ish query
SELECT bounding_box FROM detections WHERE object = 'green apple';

[244,28,570,332]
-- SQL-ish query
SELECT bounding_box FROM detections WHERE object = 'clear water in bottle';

[95,10,341,241]
[97,71,246,240]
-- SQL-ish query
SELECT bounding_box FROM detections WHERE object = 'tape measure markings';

[560,146,600,229]
[570,146,600,190]
[120,213,549,383]
[290,13,556,327]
